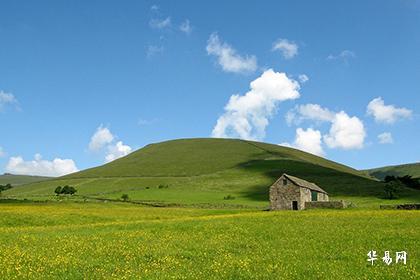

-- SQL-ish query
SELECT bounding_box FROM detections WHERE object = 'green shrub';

[121,194,129,202]
[223,195,235,200]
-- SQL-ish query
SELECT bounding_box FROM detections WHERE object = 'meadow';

[0,202,418,279]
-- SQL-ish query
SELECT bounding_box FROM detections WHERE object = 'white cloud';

[0,147,5,158]
[378,132,393,144]
[298,74,309,83]
[286,103,335,125]
[105,141,133,163]
[146,45,164,57]
[89,125,114,151]
[281,128,324,156]
[150,5,159,11]
[272,39,298,59]
[323,111,366,150]
[149,17,171,29]
[367,97,412,124]
[88,125,132,162]
[286,103,366,150]
[212,69,300,140]
[179,19,192,34]
[5,154,78,177]
[0,91,18,111]
[206,33,257,74]
[327,50,356,61]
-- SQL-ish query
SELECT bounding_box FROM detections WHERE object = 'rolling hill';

[4,138,420,207]
[0,174,51,186]
[365,162,420,180]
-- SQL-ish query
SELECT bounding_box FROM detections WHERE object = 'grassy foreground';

[0,202,418,279]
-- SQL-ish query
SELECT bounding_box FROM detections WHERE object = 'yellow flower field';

[0,202,418,279]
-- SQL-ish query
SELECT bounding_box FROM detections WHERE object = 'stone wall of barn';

[317,192,329,202]
[300,188,312,209]
[269,177,301,210]
[270,175,329,210]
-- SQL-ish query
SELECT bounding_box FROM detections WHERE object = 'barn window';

[311,191,318,201]
[282,179,287,185]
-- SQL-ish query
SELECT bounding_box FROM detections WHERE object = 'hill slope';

[0,174,51,186]
[365,162,420,180]
[5,138,420,207]
[64,138,362,178]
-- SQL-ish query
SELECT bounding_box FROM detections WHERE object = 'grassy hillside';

[64,138,363,178]
[365,162,420,180]
[0,174,51,186]
[4,138,420,207]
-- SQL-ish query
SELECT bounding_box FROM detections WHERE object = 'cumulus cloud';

[149,17,171,29]
[323,111,366,149]
[272,39,298,59]
[286,103,335,125]
[286,104,366,150]
[88,125,132,162]
[327,50,356,61]
[212,69,300,140]
[179,19,192,34]
[281,128,324,156]
[206,33,257,74]
[367,97,412,124]
[298,74,309,83]
[105,141,133,163]
[378,132,393,144]
[0,91,19,111]
[5,154,78,177]
[89,125,114,151]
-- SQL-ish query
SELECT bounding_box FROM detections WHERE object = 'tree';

[68,186,77,195]
[54,186,62,196]
[0,184,12,196]
[121,194,129,202]
[54,185,77,195]
[384,180,403,199]
[384,175,396,183]
[61,185,71,194]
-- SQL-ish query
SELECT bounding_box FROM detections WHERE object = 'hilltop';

[0,174,51,186]
[4,138,420,207]
[365,162,420,180]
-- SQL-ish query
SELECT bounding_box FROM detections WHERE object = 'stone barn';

[270,174,329,210]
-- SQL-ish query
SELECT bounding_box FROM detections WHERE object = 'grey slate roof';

[283,174,328,194]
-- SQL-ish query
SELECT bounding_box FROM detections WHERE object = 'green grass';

[0,202,418,279]
[4,138,420,208]
[0,174,51,186]
[365,162,420,180]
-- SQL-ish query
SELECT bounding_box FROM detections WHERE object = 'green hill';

[4,138,420,208]
[0,174,51,186]
[365,162,420,180]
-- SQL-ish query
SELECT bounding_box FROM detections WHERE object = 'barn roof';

[283,174,328,194]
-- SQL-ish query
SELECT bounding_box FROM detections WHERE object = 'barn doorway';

[292,201,298,210]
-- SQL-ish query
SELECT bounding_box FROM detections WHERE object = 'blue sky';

[0,0,419,176]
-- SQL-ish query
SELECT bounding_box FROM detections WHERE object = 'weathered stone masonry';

[270,174,329,210]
